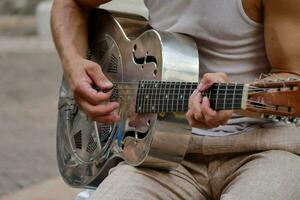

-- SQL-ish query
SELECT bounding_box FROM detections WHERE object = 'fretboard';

[135,80,244,114]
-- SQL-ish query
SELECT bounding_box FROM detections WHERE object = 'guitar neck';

[136,80,246,114]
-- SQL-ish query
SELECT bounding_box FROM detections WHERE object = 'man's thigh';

[90,162,208,200]
[220,150,300,200]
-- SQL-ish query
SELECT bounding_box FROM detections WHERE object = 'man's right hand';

[65,57,120,123]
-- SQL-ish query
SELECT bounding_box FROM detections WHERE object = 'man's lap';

[90,162,207,200]
[90,150,300,200]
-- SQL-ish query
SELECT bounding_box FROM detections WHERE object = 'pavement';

[0,177,80,200]
[0,20,82,199]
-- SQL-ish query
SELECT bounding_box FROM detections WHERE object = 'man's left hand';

[186,72,233,129]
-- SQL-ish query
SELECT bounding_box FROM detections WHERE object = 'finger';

[201,97,232,126]
[94,114,120,124]
[193,112,204,122]
[190,89,199,98]
[201,97,217,121]
[199,72,229,91]
[78,98,120,119]
[211,110,233,123]
[186,110,209,128]
[188,92,204,121]
[86,61,113,90]
[198,74,215,91]
[189,91,202,109]
[74,81,112,105]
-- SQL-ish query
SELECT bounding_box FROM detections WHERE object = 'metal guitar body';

[57,9,199,188]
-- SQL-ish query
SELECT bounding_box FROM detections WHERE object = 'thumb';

[86,61,113,90]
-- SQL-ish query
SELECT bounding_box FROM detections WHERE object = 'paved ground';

[0,177,80,200]
[0,35,82,198]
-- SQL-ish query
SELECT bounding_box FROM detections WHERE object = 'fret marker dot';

[165,95,168,99]
[180,95,183,99]
[138,107,141,110]
[152,106,155,110]
[146,95,149,99]
[155,84,157,88]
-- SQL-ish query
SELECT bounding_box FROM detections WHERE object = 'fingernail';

[102,82,113,91]
[197,83,204,91]
[191,89,198,96]
[104,81,113,87]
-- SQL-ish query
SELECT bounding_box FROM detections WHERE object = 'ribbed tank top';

[144,0,273,136]
[144,0,270,83]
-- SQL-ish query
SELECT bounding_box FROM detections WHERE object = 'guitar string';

[103,81,299,85]
[106,88,266,91]
[110,97,280,110]
[111,90,269,97]
[103,86,266,91]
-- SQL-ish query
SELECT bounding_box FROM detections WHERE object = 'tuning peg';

[267,115,279,122]
[293,118,300,126]
[275,78,287,82]
[264,78,274,83]
[282,117,292,124]
[287,77,299,81]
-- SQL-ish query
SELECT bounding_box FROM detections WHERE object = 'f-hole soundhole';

[132,44,158,65]
[123,130,149,140]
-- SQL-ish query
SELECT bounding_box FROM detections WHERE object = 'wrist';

[61,48,85,71]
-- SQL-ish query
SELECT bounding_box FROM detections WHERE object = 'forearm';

[51,0,89,71]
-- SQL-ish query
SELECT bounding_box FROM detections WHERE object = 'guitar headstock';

[243,77,300,125]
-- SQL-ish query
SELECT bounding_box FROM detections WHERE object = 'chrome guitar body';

[57,9,199,188]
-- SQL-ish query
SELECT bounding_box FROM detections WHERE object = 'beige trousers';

[90,125,300,200]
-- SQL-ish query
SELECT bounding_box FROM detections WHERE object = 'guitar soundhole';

[107,54,119,74]
[74,131,82,150]
[132,44,158,65]
[124,131,148,140]
[98,124,112,147]
[86,136,98,154]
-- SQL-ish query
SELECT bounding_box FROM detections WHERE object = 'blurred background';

[0,0,147,199]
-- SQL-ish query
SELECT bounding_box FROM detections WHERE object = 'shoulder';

[242,0,264,23]
[264,0,300,21]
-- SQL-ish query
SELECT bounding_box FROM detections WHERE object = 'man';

[51,0,300,199]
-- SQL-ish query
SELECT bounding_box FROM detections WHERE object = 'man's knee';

[221,150,300,200]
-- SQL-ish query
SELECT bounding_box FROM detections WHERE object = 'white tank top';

[144,0,270,83]
[144,0,273,136]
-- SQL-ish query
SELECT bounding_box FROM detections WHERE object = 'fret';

[170,82,176,112]
[158,81,163,112]
[208,89,212,100]
[170,82,175,112]
[162,81,168,113]
[167,82,172,112]
[231,83,237,110]
[215,83,220,110]
[181,82,187,112]
[153,81,158,112]
[136,81,140,113]
[184,82,193,111]
[150,81,154,112]
[145,81,151,113]
[176,82,182,112]
[234,84,244,109]
[140,81,145,113]
[151,81,156,112]
[149,81,153,112]
[223,83,228,110]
